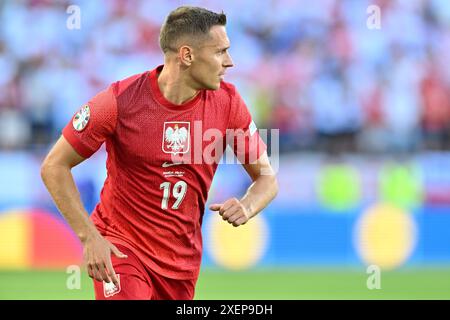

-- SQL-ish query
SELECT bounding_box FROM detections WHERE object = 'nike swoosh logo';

[162,162,184,168]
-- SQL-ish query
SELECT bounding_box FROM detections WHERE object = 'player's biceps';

[42,136,86,169]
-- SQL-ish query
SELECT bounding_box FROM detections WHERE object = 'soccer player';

[41,6,278,300]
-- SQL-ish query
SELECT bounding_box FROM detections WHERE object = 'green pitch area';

[0,267,449,300]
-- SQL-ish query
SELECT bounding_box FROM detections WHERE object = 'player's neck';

[157,65,199,105]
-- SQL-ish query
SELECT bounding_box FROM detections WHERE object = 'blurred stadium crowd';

[0,0,449,154]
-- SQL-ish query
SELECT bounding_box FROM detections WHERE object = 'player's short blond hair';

[159,6,227,53]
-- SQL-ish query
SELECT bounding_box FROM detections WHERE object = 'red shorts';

[93,244,196,300]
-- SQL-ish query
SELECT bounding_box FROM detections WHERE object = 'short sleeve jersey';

[63,65,266,279]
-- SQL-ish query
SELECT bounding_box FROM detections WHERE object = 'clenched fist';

[209,198,251,227]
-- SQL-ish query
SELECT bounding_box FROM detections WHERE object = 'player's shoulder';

[110,71,150,97]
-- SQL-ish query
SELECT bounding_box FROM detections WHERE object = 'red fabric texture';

[63,65,266,280]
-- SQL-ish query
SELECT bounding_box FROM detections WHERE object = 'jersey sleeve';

[62,84,118,158]
[227,89,267,164]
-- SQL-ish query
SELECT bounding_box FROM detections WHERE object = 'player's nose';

[224,52,234,68]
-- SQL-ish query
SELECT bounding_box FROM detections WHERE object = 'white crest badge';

[162,122,190,154]
[72,105,90,132]
[103,274,121,298]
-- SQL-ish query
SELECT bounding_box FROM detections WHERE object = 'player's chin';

[204,79,221,90]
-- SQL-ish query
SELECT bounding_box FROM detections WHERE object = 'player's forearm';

[41,163,99,243]
[240,174,278,219]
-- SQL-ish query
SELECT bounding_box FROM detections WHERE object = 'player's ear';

[179,45,194,66]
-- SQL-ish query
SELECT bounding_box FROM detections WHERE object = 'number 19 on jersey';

[159,181,187,210]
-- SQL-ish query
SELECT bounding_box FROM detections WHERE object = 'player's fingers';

[89,263,102,282]
[222,198,238,212]
[86,252,97,280]
[232,216,248,227]
[87,263,95,279]
[220,202,235,216]
[222,207,240,220]
[105,258,120,287]
[110,244,128,259]
[222,208,241,222]
[95,261,111,283]
[209,204,222,211]
[226,211,242,224]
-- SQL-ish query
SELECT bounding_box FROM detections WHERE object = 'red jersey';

[63,65,266,279]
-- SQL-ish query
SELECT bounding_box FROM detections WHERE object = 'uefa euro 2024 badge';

[73,105,90,131]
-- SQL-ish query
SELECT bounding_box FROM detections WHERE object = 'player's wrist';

[240,198,254,219]
[78,227,101,244]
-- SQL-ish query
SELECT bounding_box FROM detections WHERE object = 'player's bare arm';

[209,151,278,226]
[40,136,126,286]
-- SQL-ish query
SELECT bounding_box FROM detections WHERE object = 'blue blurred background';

[1,0,450,299]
